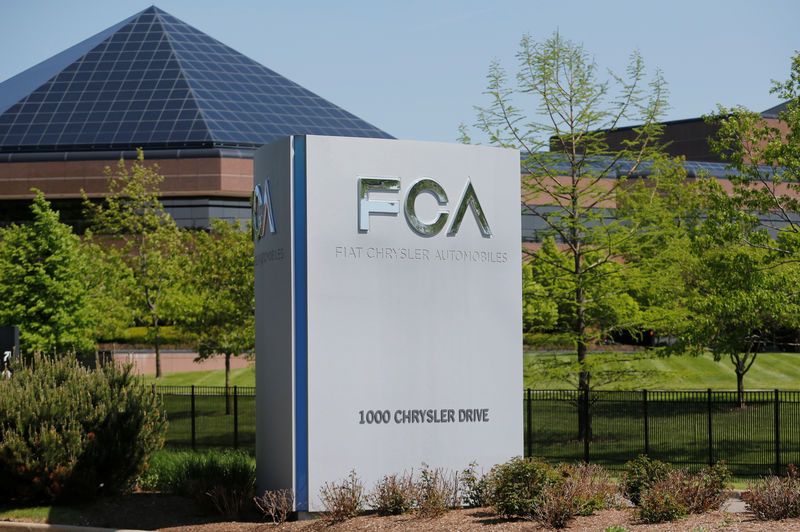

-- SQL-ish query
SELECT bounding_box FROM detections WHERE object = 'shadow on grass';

[2,493,261,530]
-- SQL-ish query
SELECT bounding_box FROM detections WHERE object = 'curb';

[0,522,147,532]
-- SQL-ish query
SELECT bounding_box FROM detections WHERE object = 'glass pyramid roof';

[0,6,392,153]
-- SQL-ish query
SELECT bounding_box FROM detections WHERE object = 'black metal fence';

[155,386,800,476]
[525,389,800,476]
[155,385,255,450]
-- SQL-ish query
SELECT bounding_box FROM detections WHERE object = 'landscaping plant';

[254,488,294,524]
[558,462,618,516]
[0,353,166,503]
[369,472,415,516]
[532,476,584,529]
[743,464,800,520]
[460,461,492,508]
[530,463,619,529]
[633,461,731,523]
[488,456,560,518]
[412,463,460,517]
[637,473,689,524]
[319,470,365,522]
[680,461,731,513]
[156,449,256,517]
[621,455,672,505]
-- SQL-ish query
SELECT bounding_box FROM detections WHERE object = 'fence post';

[583,387,590,463]
[775,389,781,475]
[526,389,532,458]
[707,388,713,466]
[234,385,239,450]
[643,389,649,456]
[191,384,196,451]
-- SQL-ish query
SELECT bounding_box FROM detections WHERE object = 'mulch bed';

[7,493,800,532]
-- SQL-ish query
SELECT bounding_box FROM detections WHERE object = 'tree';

[84,150,183,378]
[671,238,798,407]
[684,52,800,402]
[703,52,800,257]
[0,191,97,355]
[615,156,701,339]
[522,262,558,333]
[463,32,671,435]
[83,243,136,346]
[177,219,254,413]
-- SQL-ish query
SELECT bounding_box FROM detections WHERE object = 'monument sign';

[254,135,521,511]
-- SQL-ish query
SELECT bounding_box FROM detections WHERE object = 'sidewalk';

[0,523,146,532]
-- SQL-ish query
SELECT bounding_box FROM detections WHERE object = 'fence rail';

[154,386,800,476]
[525,388,800,476]
[155,385,255,450]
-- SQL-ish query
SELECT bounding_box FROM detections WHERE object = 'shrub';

[412,463,459,517]
[558,462,618,516]
[135,448,183,491]
[529,463,617,529]
[681,462,731,513]
[621,455,671,506]
[151,449,256,517]
[743,475,800,520]
[636,463,730,523]
[254,488,295,524]
[638,484,688,524]
[0,354,166,503]
[460,461,491,508]
[489,457,560,518]
[532,477,581,529]
[319,470,365,522]
[369,472,414,515]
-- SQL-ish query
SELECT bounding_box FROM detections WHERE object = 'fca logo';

[358,177,492,237]
[252,179,276,241]
[253,176,492,241]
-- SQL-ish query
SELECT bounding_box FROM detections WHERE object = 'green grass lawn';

[142,366,255,387]
[138,351,800,391]
[0,505,80,525]
[524,350,800,390]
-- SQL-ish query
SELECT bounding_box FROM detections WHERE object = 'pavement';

[722,490,748,513]
[0,523,146,532]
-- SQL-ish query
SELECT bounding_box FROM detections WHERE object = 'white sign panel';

[255,135,521,512]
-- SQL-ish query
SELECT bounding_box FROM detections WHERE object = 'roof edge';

[0,147,255,163]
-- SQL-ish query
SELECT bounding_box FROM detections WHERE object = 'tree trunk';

[577,340,592,441]
[225,353,232,415]
[732,351,757,409]
[153,315,162,379]
[575,243,591,441]
[736,370,745,409]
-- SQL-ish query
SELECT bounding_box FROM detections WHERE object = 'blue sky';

[0,0,797,143]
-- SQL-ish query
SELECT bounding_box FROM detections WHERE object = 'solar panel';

[0,6,392,153]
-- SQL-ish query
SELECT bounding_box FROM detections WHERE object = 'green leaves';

[0,191,97,355]
[703,53,800,257]
[177,219,254,361]
[677,245,799,361]
[468,31,676,391]
[681,53,800,400]
[0,353,166,503]
[84,150,183,377]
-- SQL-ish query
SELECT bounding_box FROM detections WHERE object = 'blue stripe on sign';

[293,135,309,511]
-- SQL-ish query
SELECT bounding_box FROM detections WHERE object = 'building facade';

[0,6,392,229]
